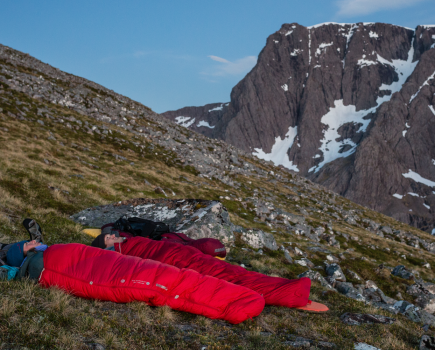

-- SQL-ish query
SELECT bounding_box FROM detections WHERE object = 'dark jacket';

[16,250,44,280]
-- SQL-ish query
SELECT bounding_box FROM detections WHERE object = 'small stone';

[326,254,339,263]
[295,258,314,268]
[340,312,395,325]
[326,263,346,282]
[354,343,380,350]
[283,249,293,263]
[295,247,305,256]
[86,343,105,350]
[420,335,435,350]
[346,269,362,281]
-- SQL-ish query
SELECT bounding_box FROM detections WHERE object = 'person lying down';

[92,232,329,313]
[5,239,264,324]
[1,219,328,324]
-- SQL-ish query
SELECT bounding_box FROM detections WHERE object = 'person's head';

[7,240,42,267]
[91,232,124,249]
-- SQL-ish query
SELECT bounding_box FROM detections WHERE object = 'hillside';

[162,22,435,235]
[1,43,435,349]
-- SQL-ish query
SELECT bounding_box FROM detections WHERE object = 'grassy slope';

[0,74,434,349]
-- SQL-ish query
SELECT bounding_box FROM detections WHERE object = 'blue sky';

[1,0,434,113]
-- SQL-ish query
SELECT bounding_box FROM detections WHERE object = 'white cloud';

[204,55,257,77]
[208,55,230,63]
[336,0,427,17]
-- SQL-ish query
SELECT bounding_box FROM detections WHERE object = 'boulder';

[392,265,415,280]
[335,282,366,302]
[381,226,393,234]
[70,198,235,244]
[326,264,346,282]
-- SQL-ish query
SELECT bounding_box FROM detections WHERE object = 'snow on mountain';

[253,126,299,172]
[175,116,195,128]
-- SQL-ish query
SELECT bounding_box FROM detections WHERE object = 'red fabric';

[39,244,264,324]
[160,233,227,258]
[102,223,226,257]
[115,237,311,308]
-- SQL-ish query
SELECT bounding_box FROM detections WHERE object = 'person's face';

[104,234,125,248]
[23,240,42,255]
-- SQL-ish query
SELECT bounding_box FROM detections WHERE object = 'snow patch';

[281,84,288,91]
[285,30,293,36]
[315,42,333,56]
[430,105,435,115]
[424,203,431,210]
[393,194,403,199]
[403,169,435,187]
[290,49,302,56]
[357,58,377,67]
[377,39,418,98]
[196,120,215,129]
[274,40,279,44]
[408,192,420,197]
[311,40,417,173]
[253,126,299,172]
[208,105,224,112]
[175,116,196,128]
[310,100,373,173]
[308,30,312,64]
[432,228,435,235]
[409,70,435,103]
[402,130,407,137]
[314,65,321,68]
[369,31,379,39]
[432,159,435,165]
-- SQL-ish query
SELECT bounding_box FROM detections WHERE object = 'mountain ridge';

[162,22,435,233]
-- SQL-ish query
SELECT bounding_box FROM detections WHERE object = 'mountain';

[162,22,435,233]
[3,41,435,349]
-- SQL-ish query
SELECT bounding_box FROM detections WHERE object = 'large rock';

[407,280,435,313]
[71,198,235,244]
[240,229,278,250]
[392,265,415,280]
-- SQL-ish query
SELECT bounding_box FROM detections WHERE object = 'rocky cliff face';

[162,22,435,233]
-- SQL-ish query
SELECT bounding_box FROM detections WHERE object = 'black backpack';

[113,217,170,240]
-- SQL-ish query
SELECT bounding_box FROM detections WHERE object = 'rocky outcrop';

[70,198,236,245]
[162,22,435,233]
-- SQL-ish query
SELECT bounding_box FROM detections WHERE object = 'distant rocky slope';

[162,22,435,234]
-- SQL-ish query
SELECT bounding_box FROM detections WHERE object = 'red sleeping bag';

[114,237,311,308]
[102,223,226,258]
[39,243,264,324]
